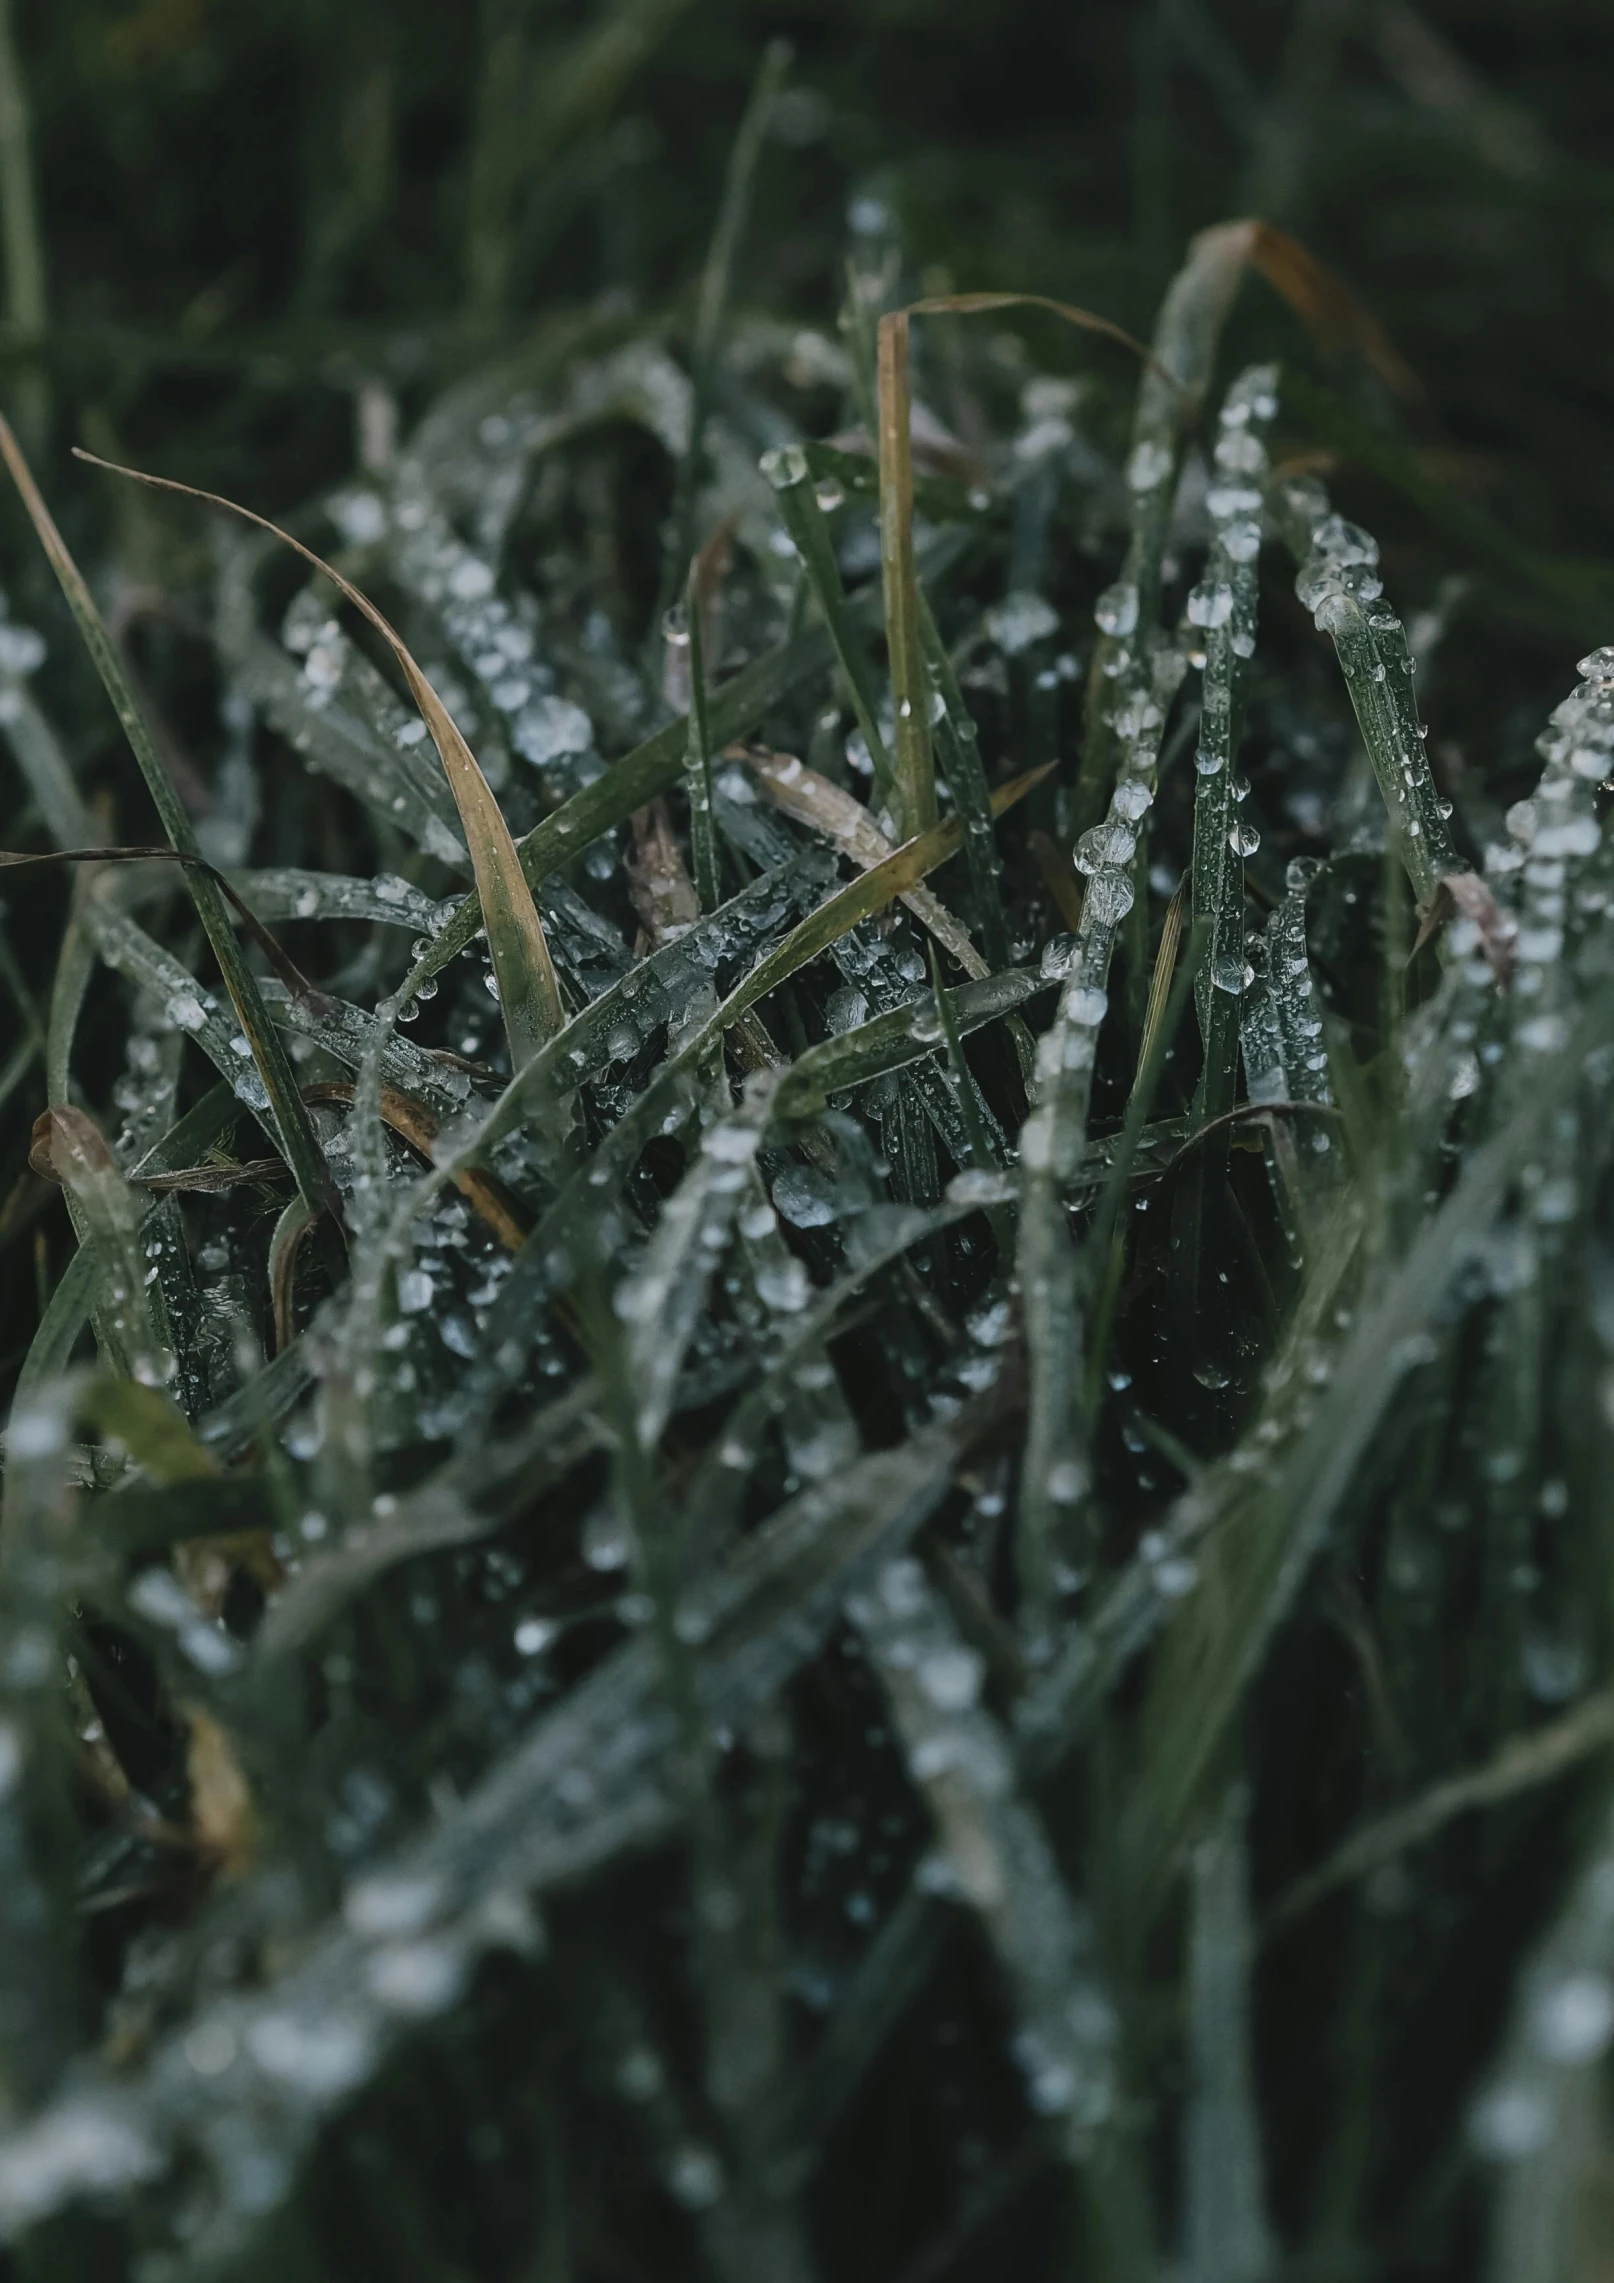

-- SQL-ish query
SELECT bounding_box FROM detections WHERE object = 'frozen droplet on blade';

[1093,581,1139,637]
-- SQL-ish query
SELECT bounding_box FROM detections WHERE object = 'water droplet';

[1126,439,1173,493]
[1093,581,1139,637]
[1082,870,1136,927]
[166,992,207,1033]
[398,1269,433,1314]
[668,2145,724,2210]
[773,1165,837,1228]
[987,591,1059,656]
[1186,580,1234,630]
[513,695,592,767]
[918,1646,984,1711]
[1074,821,1138,874]
[1210,952,1253,996]
[1472,2084,1550,2157]
[582,1507,630,1572]
[1533,1973,1614,2063]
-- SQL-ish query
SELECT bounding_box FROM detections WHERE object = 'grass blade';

[683,559,722,912]
[0,418,338,1222]
[763,443,897,809]
[661,37,790,617]
[1189,363,1278,1123]
[877,310,937,839]
[73,448,566,1064]
[399,620,837,1001]
[1184,1786,1275,2283]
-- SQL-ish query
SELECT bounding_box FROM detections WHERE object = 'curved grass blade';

[0,417,337,1222]
[903,289,1156,369]
[1269,1690,1614,1937]
[73,448,565,1064]
[0,844,320,999]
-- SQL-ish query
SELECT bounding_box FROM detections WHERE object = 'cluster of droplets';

[1238,935,1288,1105]
[1199,362,1276,577]
[1256,860,1333,1106]
[387,483,598,774]
[1276,473,1460,894]
[1068,673,1171,930]
[1291,497,1385,631]
[1191,362,1277,785]
[278,585,468,868]
[90,914,269,1119]
[1477,648,1613,1044]
[110,993,183,1167]
[1190,365,1279,1050]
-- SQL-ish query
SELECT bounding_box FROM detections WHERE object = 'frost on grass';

[4,198,1614,2283]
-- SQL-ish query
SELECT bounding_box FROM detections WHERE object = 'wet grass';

[2,4,1614,2278]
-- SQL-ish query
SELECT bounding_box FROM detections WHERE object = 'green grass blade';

[762,442,897,808]
[682,563,721,912]
[0,420,338,1222]
[1189,363,1278,1123]
[661,36,789,617]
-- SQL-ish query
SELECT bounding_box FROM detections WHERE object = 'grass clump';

[3,7,1614,2280]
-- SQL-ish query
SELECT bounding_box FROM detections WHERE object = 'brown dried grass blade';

[904,290,1158,374]
[730,742,987,977]
[1134,873,1188,1102]
[301,1080,528,1251]
[877,310,936,839]
[1242,220,1422,401]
